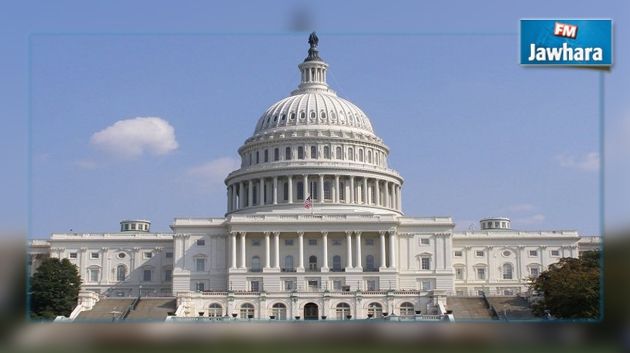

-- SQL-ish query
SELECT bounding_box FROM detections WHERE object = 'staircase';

[74,297,176,321]
[446,297,496,320]
[486,296,536,321]
[75,298,135,321]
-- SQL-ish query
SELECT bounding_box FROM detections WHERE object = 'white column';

[259,177,264,205]
[231,233,237,269]
[334,175,340,203]
[388,231,396,269]
[397,185,402,210]
[297,232,304,272]
[264,232,271,269]
[350,177,355,204]
[363,178,368,204]
[346,231,353,270]
[240,232,247,269]
[322,232,329,271]
[379,231,387,270]
[375,180,380,206]
[319,175,324,203]
[247,181,253,207]
[355,232,362,270]
[303,174,308,199]
[274,232,280,269]
[273,176,278,205]
[288,176,293,203]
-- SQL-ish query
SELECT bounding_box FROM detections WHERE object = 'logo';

[520,19,612,66]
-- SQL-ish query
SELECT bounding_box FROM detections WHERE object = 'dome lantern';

[295,32,330,94]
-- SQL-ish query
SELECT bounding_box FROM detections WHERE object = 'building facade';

[28,33,600,320]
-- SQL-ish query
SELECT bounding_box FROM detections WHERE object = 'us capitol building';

[28,33,600,321]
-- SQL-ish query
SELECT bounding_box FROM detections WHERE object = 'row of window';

[197,302,418,320]
[453,263,540,281]
[68,250,173,260]
[242,254,381,272]
[453,249,561,257]
[87,266,172,283]
[242,144,386,168]
[258,109,368,131]
[242,238,377,247]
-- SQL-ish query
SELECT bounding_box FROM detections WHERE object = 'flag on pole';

[304,194,312,209]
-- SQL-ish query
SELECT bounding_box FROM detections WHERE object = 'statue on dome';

[308,32,319,48]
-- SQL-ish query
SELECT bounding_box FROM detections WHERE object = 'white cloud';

[90,117,178,159]
[187,157,241,190]
[557,152,600,172]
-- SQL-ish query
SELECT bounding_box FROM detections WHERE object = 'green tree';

[29,257,82,320]
[530,250,600,319]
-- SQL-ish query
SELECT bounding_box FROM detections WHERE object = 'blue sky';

[1,1,628,238]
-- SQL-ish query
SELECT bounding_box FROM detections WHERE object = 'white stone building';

[28,33,600,321]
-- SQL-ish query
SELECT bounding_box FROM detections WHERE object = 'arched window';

[324,181,332,200]
[240,303,255,319]
[336,303,351,320]
[283,182,289,201]
[116,264,126,282]
[308,255,318,271]
[323,146,330,159]
[335,146,342,159]
[365,255,375,271]
[348,147,354,161]
[297,182,304,201]
[502,263,514,280]
[251,256,261,272]
[285,147,292,160]
[367,303,383,318]
[208,303,222,318]
[310,145,317,159]
[332,255,342,271]
[271,303,287,320]
[274,148,279,161]
[367,150,372,163]
[339,181,345,201]
[297,146,304,160]
[358,149,364,162]
[400,302,415,317]
[284,255,294,272]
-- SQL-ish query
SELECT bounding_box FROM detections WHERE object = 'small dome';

[480,217,511,230]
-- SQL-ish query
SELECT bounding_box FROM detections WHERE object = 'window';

[196,258,206,272]
[475,250,485,257]
[271,303,287,320]
[358,149,364,162]
[335,146,342,159]
[366,279,378,291]
[131,224,136,230]
[264,149,269,162]
[400,302,415,317]
[274,148,279,161]
[285,147,291,160]
[366,255,375,271]
[283,182,288,201]
[69,252,78,259]
[551,250,560,256]
[307,280,319,291]
[339,181,345,201]
[240,303,255,319]
[367,303,383,318]
[144,252,153,259]
[529,250,538,257]
[455,267,464,280]
[251,256,262,272]
[117,252,126,259]
[323,146,330,159]
[90,252,99,259]
[252,239,261,246]
[348,147,354,161]
[256,151,259,164]
[297,182,304,201]
[502,250,511,257]
[116,265,126,281]
[324,181,332,200]
[283,255,294,272]
[365,239,374,246]
[165,252,173,259]
[420,238,430,245]
[196,239,205,246]
[308,256,318,271]
[308,239,317,246]
[530,266,540,277]
[208,303,222,318]
[333,279,344,291]
[164,269,172,282]
[332,255,342,271]
[367,150,372,163]
[502,263,514,280]
[336,303,351,320]
[250,280,261,292]
[298,146,304,159]
[454,251,463,257]
[421,257,431,270]
[89,268,99,282]
[195,282,205,291]
[421,280,432,291]
[477,267,486,280]
[124,224,130,231]
[285,239,294,246]
[143,269,152,282]
[310,145,317,158]
[283,279,296,291]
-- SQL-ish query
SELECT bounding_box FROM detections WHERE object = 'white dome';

[254,91,375,135]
